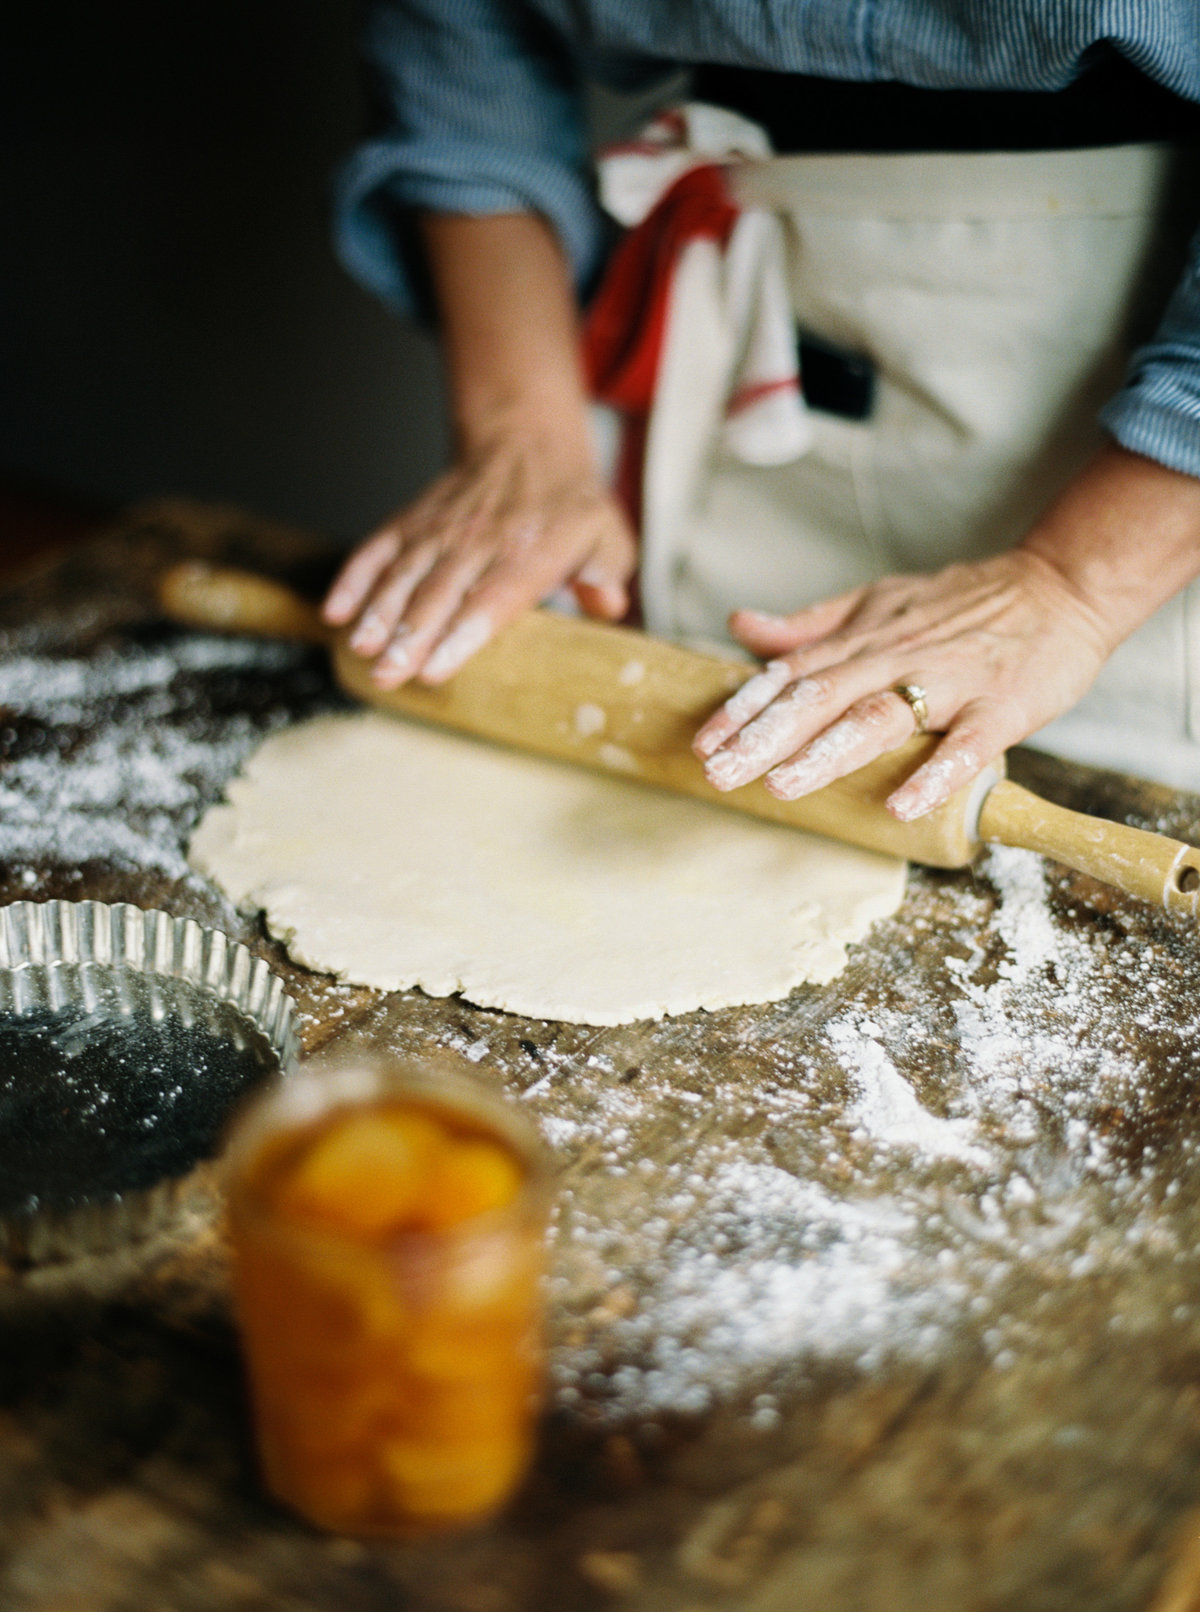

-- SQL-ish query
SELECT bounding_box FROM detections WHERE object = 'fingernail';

[419,614,492,684]
[890,786,949,822]
[888,793,924,822]
[370,628,413,685]
[888,781,940,821]
[739,609,787,625]
[349,610,388,655]
[723,666,790,723]
[765,758,823,799]
[692,726,729,761]
[371,656,409,689]
[889,754,963,821]
[766,743,834,799]
[704,748,753,791]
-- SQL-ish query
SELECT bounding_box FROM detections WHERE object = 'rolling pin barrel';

[157,561,1200,912]
[157,561,978,866]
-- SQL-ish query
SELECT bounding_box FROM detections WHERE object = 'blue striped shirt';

[335,1,1200,478]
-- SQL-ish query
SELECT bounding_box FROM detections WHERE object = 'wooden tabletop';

[2,500,1200,1612]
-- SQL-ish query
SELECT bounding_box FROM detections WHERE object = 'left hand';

[691,549,1113,821]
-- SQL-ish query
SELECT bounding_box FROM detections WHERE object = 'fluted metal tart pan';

[0,901,297,1263]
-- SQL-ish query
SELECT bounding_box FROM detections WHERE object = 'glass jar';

[224,1054,549,1536]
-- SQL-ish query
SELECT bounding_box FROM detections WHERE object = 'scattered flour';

[0,636,327,881]
[573,703,607,738]
[827,1016,990,1167]
[480,845,1200,1423]
[602,1164,936,1414]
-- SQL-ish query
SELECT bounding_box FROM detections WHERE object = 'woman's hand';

[326,210,634,685]
[693,445,1200,821]
[323,427,635,687]
[692,552,1111,820]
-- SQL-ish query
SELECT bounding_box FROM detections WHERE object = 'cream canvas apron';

[638,143,1200,788]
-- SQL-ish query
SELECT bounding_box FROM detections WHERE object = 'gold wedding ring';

[893,683,930,734]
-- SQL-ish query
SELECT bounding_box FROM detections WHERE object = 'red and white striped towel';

[584,104,811,523]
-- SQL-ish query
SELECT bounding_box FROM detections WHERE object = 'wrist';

[1019,442,1200,650]
[454,390,598,473]
[420,211,597,469]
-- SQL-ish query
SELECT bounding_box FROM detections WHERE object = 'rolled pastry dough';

[189,712,905,1026]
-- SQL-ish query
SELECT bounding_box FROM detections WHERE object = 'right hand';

[322,427,636,688]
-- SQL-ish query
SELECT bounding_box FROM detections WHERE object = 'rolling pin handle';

[1175,861,1200,893]
[977,778,1200,917]
[158,562,331,647]
[1170,850,1200,899]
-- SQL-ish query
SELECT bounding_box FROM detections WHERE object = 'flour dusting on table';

[424,843,1200,1425]
[3,626,1197,1433]
[0,636,332,884]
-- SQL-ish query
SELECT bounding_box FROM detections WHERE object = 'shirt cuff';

[1100,387,1200,482]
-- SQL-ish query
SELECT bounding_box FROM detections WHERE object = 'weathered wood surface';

[2,500,1200,1612]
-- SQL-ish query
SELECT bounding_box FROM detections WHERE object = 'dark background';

[1,1,447,544]
[0,3,675,550]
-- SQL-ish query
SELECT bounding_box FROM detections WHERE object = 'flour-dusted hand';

[323,429,635,688]
[693,445,1200,821]
[692,551,1109,819]
[323,211,635,686]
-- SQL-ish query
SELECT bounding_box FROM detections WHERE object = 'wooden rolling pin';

[159,561,1200,915]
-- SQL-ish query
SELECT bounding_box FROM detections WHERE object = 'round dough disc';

[189,713,905,1026]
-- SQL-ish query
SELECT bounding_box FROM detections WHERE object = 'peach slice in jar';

[272,1105,446,1236]
[416,1131,525,1228]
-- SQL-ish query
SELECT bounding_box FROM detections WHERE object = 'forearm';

[1020,441,1200,656]
[324,209,635,670]
[420,211,595,461]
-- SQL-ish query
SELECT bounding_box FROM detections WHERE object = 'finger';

[379,506,610,688]
[414,545,573,685]
[573,578,629,620]
[324,465,488,630]
[704,659,951,792]
[370,545,492,687]
[574,580,627,619]
[729,592,862,658]
[887,700,1013,821]
[692,659,794,759]
[322,530,401,626]
[414,609,496,684]
[763,691,918,800]
[571,517,636,621]
[348,540,442,662]
[703,671,846,792]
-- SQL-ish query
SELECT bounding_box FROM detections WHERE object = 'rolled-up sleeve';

[333,0,606,321]
[1100,225,1200,480]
